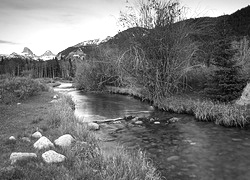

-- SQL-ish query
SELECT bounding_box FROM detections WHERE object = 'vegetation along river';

[55,83,250,180]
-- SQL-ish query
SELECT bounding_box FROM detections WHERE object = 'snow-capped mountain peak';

[42,50,55,56]
[39,50,56,61]
[21,47,34,56]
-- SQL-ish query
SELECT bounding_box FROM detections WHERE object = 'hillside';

[57,5,250,59]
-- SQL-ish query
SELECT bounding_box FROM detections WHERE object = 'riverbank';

[106,86,250,128]
[0,84,161,179]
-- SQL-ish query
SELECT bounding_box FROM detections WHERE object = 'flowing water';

[55,83,250,180]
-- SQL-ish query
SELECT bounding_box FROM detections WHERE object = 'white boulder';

[236,83,250,106]
[10,152,37,164]
[32,131,42,139]
[88,122,100,130]
[33,136,54,150]
[42,150,66,163]
[154,121,160,124]
[9,136,16,141]
[54,134,74,148]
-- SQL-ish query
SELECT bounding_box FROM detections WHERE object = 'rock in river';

[167,156,180,161]
[88,122,100,130]
[135,121,143,125]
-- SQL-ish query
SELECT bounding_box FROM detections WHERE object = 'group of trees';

[0,57,76,79]
[75,0,249,103]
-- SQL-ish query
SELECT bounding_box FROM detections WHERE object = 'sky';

[0,0,249,55]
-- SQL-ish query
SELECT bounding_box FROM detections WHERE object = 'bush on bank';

[0,76,48,104]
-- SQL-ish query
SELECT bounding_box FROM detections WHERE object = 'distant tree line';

[0,56,76,79]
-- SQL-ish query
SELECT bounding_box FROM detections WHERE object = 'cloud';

[0,40,18,45]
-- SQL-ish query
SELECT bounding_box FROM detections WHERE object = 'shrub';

[0,77,48,104]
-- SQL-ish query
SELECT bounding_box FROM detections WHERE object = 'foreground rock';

[88,122,100,130]
[42,150,66,163]
[33,136,54,150]
[54,134,74,148]
[10,152,37,164]
[32,131,42,139]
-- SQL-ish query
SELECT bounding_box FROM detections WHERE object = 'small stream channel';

[55,83,250,180]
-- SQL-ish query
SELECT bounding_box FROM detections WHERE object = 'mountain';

[74,39,101,47]
[0,48,56,61]
[39,50,56,61]
[21,47,34,56]
[56,36,112,59]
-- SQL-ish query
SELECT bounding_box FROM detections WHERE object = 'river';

[55,83,250,180]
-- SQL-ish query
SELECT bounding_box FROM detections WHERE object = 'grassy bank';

[106,86,249,128]
[0,86,161,179]
[46,95,161,179]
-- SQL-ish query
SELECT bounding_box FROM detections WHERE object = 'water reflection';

[68,90,153,121]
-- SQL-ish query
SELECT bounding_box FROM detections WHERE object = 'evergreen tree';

[205,20,247,102]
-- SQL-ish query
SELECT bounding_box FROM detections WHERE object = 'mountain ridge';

[0,47,56,61]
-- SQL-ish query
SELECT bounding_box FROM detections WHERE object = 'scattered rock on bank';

[9,136,16,141]
[33,136,54,150]
[88,122,100,130]
[54,134,74,148]
[32,131,42,139]
[10,152,37,164]
[53,94,59,99]
[42,150,66,164]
